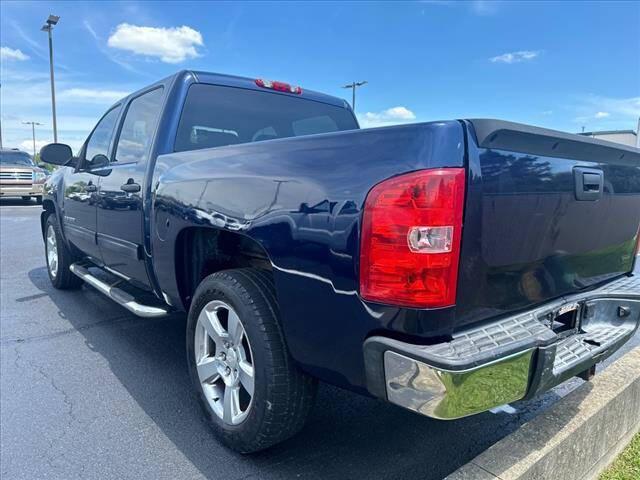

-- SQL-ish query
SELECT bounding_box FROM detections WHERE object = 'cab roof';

[190,71,350,109]
[117,70,351,111]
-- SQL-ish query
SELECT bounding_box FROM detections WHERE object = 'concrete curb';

[446,346,640,480]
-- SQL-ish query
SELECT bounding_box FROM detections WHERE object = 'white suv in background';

[0,148,48,204]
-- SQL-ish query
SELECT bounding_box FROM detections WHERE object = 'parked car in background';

[0,148,47,204]
[38,70,640,453]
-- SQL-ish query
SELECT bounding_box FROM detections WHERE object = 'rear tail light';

[359,168,466,308]
[255,78,302,94]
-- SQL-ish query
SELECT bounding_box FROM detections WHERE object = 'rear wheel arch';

[174,226,276,310]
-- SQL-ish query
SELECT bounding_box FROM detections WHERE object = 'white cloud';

[84,20,148,76]
[541,110,553,115]
[471,0,500,16]
[421,0,499,15]
[107,23,203,63]
[83,20,99,40]
[19,139,50,154]
[588,96,640,118]
[572,96,639,125]
[1,46,29,61]
[490,50,540,64]
[59,88,130,103]
[9,21,47,60]
[359,106,417,128]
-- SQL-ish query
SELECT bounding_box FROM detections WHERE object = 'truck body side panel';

[153,121,465,392]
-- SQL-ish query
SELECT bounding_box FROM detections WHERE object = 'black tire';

[44,214,83,290]
[186,268,317,453]
[36,196,43,205]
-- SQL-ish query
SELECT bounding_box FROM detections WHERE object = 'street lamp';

[341,81,367,112]
[41,14,60,143]
[0,83,3,149]
[22,121,43,157]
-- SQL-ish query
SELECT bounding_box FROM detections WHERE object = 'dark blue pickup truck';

[39,70,640,453]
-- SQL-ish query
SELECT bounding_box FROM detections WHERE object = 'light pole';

[22,121,43,157]
[41,14,60,143]
[0,83,3,149]
[341,81,367,112]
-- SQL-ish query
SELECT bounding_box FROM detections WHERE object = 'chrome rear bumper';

[364,273,640,420]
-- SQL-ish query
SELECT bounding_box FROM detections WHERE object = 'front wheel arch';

[40,200,57,239]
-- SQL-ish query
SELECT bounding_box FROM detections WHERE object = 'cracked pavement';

[1,199,638,480]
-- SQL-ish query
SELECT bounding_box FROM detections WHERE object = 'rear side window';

[85,106,120,162]
[114,88,164,164]
[174,84,357,152]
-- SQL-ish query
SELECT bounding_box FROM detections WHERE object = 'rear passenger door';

[96,87,164,286]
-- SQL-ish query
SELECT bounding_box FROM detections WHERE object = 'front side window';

[85,106,120,162]
[115,88,164,164]
[174,84,358,152]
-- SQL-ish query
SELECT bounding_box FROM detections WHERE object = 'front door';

[96,87,164,286]
[62,105,121,260]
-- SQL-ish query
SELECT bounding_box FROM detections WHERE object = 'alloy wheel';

[194,300,255,425]
[46,225,59,278]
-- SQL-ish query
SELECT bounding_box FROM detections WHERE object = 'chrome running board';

[69,263,168,318]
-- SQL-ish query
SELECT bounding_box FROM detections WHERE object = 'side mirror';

[40,143,75,167]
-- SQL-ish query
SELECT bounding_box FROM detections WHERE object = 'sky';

[1,0,639,154]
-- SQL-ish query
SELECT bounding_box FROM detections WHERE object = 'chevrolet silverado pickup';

[39,70,640,453]
[1,148,46,203]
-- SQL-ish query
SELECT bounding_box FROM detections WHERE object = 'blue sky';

[1,0,639,153]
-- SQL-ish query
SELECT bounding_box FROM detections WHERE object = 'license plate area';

[545,302,582,337]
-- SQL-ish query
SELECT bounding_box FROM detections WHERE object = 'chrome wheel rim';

[195,300,255,425]
[46,225,59,278]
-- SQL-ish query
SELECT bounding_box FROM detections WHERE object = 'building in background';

[578,119,640,148]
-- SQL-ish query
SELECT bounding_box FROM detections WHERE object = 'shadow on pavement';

[0,198,40,207]
[27,265,568,480]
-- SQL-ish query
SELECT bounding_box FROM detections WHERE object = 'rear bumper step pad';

[364,273,640,419]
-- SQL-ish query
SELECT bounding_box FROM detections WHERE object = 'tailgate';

[456,119,640,327]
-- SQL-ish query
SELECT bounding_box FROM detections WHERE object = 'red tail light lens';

[359,168,466,308]
[255,78,302,94]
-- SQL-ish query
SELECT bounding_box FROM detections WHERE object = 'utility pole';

[341,81,367,112]
[41,14,60,143]
[0,83,3,149]
[22,121,43,157]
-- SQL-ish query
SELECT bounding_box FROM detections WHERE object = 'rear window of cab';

[174,84,358,152]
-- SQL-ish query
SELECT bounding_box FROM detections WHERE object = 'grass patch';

[600,432,640,480]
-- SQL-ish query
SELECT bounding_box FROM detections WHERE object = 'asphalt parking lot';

[1,198,638,480]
